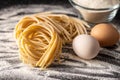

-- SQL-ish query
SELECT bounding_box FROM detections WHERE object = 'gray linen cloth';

[0,4,120,80]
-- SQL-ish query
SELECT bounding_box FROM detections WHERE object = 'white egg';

[72,34,100,59]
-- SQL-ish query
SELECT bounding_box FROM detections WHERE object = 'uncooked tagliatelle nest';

[14,12,90,69]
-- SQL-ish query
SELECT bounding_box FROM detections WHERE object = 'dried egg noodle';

[14,13,90,69]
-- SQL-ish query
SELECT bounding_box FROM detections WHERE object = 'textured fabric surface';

[0,4,120,80]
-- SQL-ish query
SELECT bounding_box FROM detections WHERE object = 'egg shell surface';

[72,34,100,59]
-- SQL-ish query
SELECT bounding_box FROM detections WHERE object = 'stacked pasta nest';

[14,12,90,69]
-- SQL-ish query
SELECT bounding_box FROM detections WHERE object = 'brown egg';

[90,23,119,47]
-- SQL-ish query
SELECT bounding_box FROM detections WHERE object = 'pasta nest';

[14,13,90,68]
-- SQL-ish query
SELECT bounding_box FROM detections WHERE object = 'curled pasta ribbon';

[14,13,90,68]
[15,16,40,39]
[18,23,62,68]
[34,13,90,43]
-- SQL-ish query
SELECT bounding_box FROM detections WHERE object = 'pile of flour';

[73,0,120,23]
[73,0,120,9]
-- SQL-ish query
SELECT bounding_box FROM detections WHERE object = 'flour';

[73,0,120,23]
[73,0,120,9]
[1,4,120,80]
